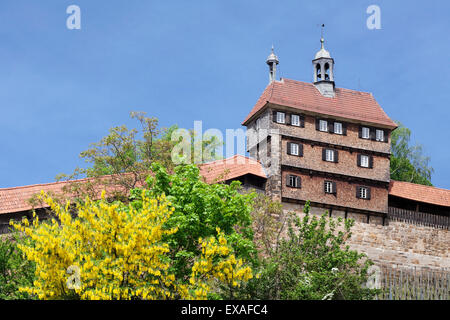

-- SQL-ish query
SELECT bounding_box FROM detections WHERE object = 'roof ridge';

[391,180,450,193]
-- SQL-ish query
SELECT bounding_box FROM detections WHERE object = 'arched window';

[324,63,330,81]
[316,64,322,81]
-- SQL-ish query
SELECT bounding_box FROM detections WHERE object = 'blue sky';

[0,0,449,189]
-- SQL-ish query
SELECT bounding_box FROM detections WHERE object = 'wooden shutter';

[285,113,291,125]
[356,186,361,198]
[358,126,363,138]
[369,155,374,169]
[343,123,347,136]
[322,148,326,161]
[370,128,376,141]
[367,187,372,200]
[328,121,334,133]
[316,118,320,130]
[299,144,303,157]
[324,181,328,193]
[286,175,291,187]
[334,150,339,163]
[383,130,388,143]
[272,110,277,123]
[287,142,292,155]
[300,115,305,128]
[357,154,362,167]
[332,182,337,194]
[296,176,301,188]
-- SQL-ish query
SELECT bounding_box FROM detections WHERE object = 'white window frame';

[359,187,368,199]
[290,143,299,156]
[319,120,328,132]
[325,149,334,162]
[376,129,384,142]
[276,112,285,124]
[334,122,343,135]
[291,114,300,127]
[362,127,370,139]
[325,181,333,194]
[360,155,369,168]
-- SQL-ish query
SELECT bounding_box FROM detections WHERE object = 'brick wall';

[283,202,450,270]
[282,170,389,213]
[269,105,392,154]
[281,138,390,182]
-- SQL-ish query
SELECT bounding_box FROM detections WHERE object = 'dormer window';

[361,127,370,139]
[319,120,328,132]
[276,112,285,124]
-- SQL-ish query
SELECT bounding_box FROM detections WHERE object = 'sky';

[0,0,449,189]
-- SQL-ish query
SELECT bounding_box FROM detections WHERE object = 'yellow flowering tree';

[11,191,253,300]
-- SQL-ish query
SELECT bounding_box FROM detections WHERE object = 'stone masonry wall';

[283,202,450,270]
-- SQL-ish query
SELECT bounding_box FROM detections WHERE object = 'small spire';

[266,45,279,83]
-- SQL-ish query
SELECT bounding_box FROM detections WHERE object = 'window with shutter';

[334,122,343,135]
[376,129,384,142]
[291,114,300,126]
[319,120,328,132]
[358,186,369,199]
[324,181,334,194]
[361,127,370,139]
[290,143,299,156]
[325,149,334,162]
[287,175,301,188]
[276,112,285,124]
[360,155,369,168]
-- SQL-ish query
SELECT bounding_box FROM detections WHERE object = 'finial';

[320,24,325,49]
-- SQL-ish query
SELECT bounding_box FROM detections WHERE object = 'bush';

[247,201,378,300]
[11,190,253,300]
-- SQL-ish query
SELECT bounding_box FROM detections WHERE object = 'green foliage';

[390,121,433,186]
[130,163,257,288]
[246,201,377,300]
[0,232,35,300]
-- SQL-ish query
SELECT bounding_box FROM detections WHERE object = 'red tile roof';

[389,180,450,208]
[242,78,397,128]
[0,156,266,215]
[199,155,267,184]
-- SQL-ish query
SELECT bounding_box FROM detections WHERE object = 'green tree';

[246,201,377,300]
[390,121,433,186]
[0,232,35,299]
[54,112,222,202]
[130,163,257,293]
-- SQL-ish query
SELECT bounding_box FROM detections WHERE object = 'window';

[325,149,334,162]
[290,143,299,156]
[334,122,343,135]
[287,142,303,157]
[357,186,371,200]
[324,181,336,194]
[376,129,384,142]
[361,127,370,139]
[319,120,328,132]
[287,175,301,188]
[360,155,369,168]
[291,114,300,126]
[255,118,261,130]
[276,112,285,124]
